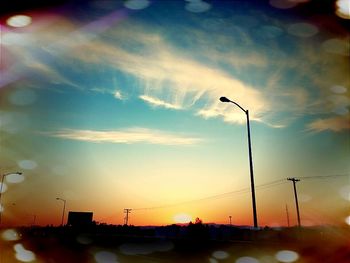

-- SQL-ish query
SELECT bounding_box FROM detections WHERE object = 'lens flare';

[14,244,36,262]
[6,15,32,27]
[2,229,20,241]
[275,250,299,262]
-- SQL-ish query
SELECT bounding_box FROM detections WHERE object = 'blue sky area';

[0,0,349,226]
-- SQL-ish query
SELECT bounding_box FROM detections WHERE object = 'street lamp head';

[219,96,231,103]
[3,172,22,176]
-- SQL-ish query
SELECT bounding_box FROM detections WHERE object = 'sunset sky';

[0,0,349,227]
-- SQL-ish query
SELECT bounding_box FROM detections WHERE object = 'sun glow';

[173,213,192,224]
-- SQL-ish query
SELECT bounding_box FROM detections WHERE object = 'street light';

[56,197,66,226]
[220,96,258,228]
[0,172,22,225]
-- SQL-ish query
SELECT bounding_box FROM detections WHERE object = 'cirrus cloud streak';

[41,128,202,146]
[306,116,350,132]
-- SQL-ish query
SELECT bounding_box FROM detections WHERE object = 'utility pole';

[229,215,232,226]
[56,198,66,226]
[33,215,36,226]
[124,208,132,225]
[285,204,290,227]
[287,178,301,227]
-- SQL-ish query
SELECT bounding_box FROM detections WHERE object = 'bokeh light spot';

[2,229,20,241]
[331,85,347,94]
[185,1,211,13]
[5,173,25,184]
[287,23,318,38]
[236,256,260,263]
[124,0,150,10]
[275,250,299,262]
[9,89,37,106]
[6,15,32,28]
[94,251,118,263]
[14,244,36,262]
[18,160,37,170]
[209,258,218,263]
[336,0,350,19]
[212,250,229,259]
[0,182,8,193]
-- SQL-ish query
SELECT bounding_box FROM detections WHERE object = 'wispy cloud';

[67,25,269,123]
[306,116,350,132]
[6,15,349,132]
[114,90,125,100]
[139,95,182,110]
[42,128,202,145]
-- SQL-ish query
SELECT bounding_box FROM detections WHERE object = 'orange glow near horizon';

[173,213,192,224]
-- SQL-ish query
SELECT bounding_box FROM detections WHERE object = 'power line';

[132,179,287,211]
[131,173,347,212]
[297,174,349,180]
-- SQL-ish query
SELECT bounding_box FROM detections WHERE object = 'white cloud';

[139,95,182,110]
[5,15,348,132]
[68,26,269,124]
[114,90,124,100]
[306,116,350,132]
[42,128,202,145]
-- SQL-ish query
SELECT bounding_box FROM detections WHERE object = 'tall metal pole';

[287,178,301,227]
[246,110,258,228]
[56,198,66,226]
[219,97,258,228]
[229,215,232,226]
[0,174,7,226]
[0,172,22,226]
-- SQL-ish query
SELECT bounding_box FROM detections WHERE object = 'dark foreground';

[1,224,349,263]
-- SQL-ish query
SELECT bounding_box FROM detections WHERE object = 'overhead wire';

[297,174,349,180]
[133,178,287,211]
[132,174,349,211]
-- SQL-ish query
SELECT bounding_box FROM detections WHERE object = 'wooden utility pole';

[124,208,132,225]
[287,178,301,227]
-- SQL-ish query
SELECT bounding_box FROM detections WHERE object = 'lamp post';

[56,197,66,226]
[220,96,258,228]
[0,172,22,225]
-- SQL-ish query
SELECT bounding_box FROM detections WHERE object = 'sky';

[0,0,349,227]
